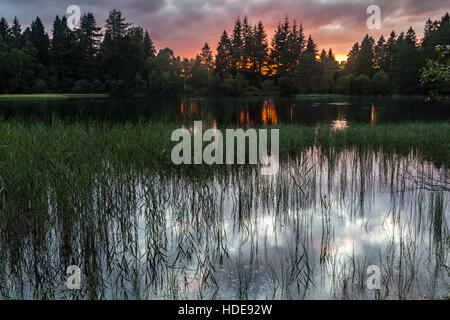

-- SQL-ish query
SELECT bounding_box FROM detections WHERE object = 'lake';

[1,95,449,126]
[0,96,448,300]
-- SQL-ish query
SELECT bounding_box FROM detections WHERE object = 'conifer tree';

[215,30,232,76]
[144,30,156,59]
[200,42,213,70]
[11,17,22,49]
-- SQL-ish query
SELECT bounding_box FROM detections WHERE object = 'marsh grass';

[0,119,448,299]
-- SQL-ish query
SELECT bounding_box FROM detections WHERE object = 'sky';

[0,0,448,61]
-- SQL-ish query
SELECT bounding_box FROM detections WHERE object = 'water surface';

[0,96,448,300]
[1,149,448,299]
[1,96,449,126]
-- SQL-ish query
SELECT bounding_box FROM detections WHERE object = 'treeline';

[0,10,449,96]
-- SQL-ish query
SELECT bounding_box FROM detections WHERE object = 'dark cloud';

[0,0,448,57]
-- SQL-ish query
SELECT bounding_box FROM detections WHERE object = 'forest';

[0,10,449,97]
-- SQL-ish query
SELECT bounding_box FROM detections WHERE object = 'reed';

[0,118,448,299]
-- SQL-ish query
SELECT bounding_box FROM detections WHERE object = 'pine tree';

[319,48,339,93]
[295,35,320,93]
[126,26,146,89]
[288,20,305,70]
[280,17,294,75]
[270,23,284,76]
[80,13,102,59]
[11,17,22,49]
[24,17,50,65]
[252,21,268,80]
[50,15,76,91]
[190,54,209,89]
[215,30,231,76]
[242,16,253,71]
[144,30,156,59]
[345,42,360,74]
[200,42,213,70]
[374,35,386,71]
[269,17,306,78]
[231,16,244,74]
[319,49,327,63]
[391,27,422,93]
[100,9,132,81]
[0,18,11,44]
[270,17,291,77]
[422,13,450,59]
[423,18,438,42]
[304,35,318,56]
[73,12,102,81]
[104,9,131,41]
[405,27,417,46]
[357,34,375,76]
[385,31,397,68]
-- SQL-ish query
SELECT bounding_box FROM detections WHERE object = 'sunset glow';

[335,54,348,63]
[0,0,448,59]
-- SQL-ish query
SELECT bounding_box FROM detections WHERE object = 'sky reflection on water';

[138,149,449,299]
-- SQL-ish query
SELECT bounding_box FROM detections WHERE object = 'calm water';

[0,97,448,299]
[0,96,449,126]
[2,149,448,299]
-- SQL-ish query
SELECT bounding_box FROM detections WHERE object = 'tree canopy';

[0,11,449,97]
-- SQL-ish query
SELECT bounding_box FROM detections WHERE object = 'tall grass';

[1,119,448,171]
[0,119,448,299]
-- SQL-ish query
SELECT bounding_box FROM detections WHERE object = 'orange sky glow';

[1,0,448,61]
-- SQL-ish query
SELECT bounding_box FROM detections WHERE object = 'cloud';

[0,0,448,57]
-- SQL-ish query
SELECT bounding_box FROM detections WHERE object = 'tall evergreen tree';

[391,27,422,93]
[270,17,291,77]
[126,26,146,90]
[319,49,328,62]
[374,35,386,71]
[405,26,417,46]
[242,16,253,71]
[384,31,397,69]
[318,48,338,93]
[190,54,209,89]
[288,20,305,69]
[0,18,11,44]
[143,30,156,59]
[215,30,232,76]
[76,13,102,81]
[79,13,102,59]
[295,35,319,93]
[200,42,213,70]
[422,13,450,59]
[100,9,132,81]
[357,34,375,76]
[304,35,318,56]
[230,16,244,75]
[345,42,360,75]
[252,21,269,81]
[11,17,22,49]
[50,15,75,91]
[24,17,50,66]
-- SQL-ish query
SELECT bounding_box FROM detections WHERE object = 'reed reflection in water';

[0,148,448,300]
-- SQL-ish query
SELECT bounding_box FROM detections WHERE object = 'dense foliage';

[420,45,450,100]
[0,11,449,96]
